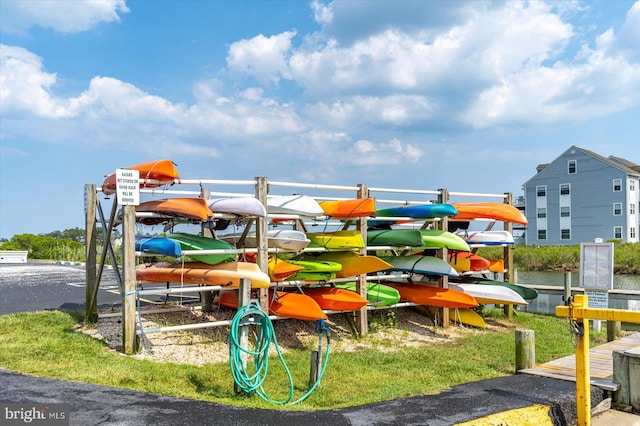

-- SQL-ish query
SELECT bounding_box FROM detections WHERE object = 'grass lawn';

[0,307,608,410]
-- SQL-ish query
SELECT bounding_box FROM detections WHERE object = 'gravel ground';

[79,302,498,365]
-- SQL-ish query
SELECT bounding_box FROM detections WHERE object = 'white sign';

[116,169,140,206]
[585,289,609,309]
[579,242,614,290]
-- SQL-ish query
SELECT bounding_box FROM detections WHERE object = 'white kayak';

[453,283,527,305]
[267,194,324,217]
[208,197,266,217]
[454,230,514,245]
[221,229,311,251]
[379,255,459,277]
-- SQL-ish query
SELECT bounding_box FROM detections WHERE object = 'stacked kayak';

[215,290,327,321]
[335,282,400,307]
[136,261,270,288]
[318,198,376,218]
[135,235,182,258]
[102,159,179,195]
[168,232,236,265]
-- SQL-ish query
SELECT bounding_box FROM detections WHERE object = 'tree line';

[0,228,122,262]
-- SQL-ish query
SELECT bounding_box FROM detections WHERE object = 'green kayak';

[335,281,401,307]
[419,230,470,252]
[367,229,424,247]
[168,232,237,265]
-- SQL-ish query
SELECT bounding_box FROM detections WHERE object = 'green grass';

[476,242,639,274]
[0,309,608,410]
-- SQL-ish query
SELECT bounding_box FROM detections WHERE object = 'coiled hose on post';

[229,300,330,405]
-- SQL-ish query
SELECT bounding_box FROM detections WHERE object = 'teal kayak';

[379,255,459,277]
[168,232,236,265]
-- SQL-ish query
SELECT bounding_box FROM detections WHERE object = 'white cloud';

[0,0,129,34]
[226,31,297,85]
[0,45,72,118]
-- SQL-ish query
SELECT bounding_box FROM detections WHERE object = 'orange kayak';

[102,159,179,195]
[318,198,376,218]
[384,282,478,309]
[447,251,491,272]
[215,290,327,321]
[268,257,305,281]
[302,287,369,311]
[135,198,214,224]
[452,202,527,225]
[136,261,270,288]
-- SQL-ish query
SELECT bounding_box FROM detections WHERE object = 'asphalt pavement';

[1,263,639,425]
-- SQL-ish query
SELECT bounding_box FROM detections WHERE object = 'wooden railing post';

[122,205,137,355]
[84,184,98,323]
[438,188,449,328]
[355,183,369,336]
[255,177,269,311]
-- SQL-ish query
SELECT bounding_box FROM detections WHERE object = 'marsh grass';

[0,309,608,410]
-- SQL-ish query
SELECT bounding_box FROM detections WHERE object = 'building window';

[631,203,636,215]
[561,206,571,217]
[560,184,570,195]
[614,226,622,239]
[561,229,571,240]
[613,179,622,191]
[630,180,636,191]
[536,186,546,197]
[613,203,622,215]
[537,208,547,218]
[631,227,637,239]
[568,160,576,174]
[538,229,547,240]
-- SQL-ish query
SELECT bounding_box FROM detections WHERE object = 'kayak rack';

[86,175,516,355]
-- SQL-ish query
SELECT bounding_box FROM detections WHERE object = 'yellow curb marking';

[455,404,553,426]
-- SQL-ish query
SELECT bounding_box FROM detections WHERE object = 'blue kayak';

[369,203,458,227]
[374,203,458,219]
[135,235,182,258]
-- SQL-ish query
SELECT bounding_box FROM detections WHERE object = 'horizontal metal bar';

[368,187,440,195]
[448,191,507,199]
[136,285,226,296]
[268,181,358,191]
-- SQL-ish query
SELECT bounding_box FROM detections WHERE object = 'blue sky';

[1,0,639,239]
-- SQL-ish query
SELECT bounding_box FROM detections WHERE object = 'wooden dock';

[520,333,640,390]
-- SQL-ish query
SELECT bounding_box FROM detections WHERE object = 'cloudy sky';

[1,0,639,239]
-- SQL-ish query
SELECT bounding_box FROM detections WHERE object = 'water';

[516,271,640,291]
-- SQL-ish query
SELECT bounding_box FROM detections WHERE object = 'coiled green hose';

[229,300,330,405]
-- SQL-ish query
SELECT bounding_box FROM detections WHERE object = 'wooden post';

[503,192,514,319]
[199,188,214,311]
[438,188,449,328]
[607,321,622,342]
[613,350,630,409]
[255,177,269,311]
[515,329,535,371]
[122,205,137,355]
[355,183,369,336]
[235,278,251,394]
[84,184,98,323]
